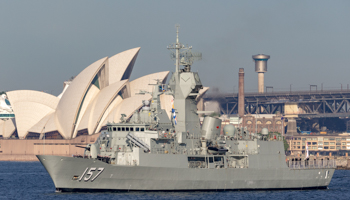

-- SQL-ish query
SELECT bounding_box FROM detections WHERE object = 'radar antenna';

[167,24,202,72]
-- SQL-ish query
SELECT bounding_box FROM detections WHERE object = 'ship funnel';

[238,68,245,117]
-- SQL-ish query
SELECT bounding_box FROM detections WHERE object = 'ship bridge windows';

[111,126,145,132]
[188,157,205,162]
[133,127,144,131]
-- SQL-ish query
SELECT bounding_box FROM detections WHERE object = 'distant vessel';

[37,27,335,192]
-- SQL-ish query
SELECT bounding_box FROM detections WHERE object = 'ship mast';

[168,24,185,73]
[175,25,180,73]
[167,25,203,136]
[167,25,202,73]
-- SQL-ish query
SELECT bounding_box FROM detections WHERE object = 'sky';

[1,0,350,95]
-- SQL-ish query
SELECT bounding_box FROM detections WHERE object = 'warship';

[37,27,336,192]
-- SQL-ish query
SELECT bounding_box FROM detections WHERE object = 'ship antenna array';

[167,24,202,72]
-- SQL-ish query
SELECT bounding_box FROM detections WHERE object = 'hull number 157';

[78,167,104,182]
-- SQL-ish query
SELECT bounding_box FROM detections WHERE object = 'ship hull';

[37,155,334,191]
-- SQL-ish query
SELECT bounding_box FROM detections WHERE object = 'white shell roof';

[28,112,57,134]
[196,87,209,100]
[72,84,100,137]
[108,47,140,84]
[129,71,169,96]
[77,80,128,136]
[55,57,107,139]
[0,118,16,138]
[103,94,152,124]
[7,90,59,138]
[94,95,123,134]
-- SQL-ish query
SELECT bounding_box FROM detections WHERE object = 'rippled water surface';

[1,161,350,200]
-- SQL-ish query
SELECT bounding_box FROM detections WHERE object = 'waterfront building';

[287,134,350,157]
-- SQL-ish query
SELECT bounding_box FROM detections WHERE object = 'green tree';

[268,132,289,152]
[283,137,289,152]
[209,112,220,117]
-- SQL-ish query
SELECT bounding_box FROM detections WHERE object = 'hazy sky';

[1,1,350,95]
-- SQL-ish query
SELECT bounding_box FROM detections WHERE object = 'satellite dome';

[223,124,236,137]
[144,100,150,106]
[261,128,269,136]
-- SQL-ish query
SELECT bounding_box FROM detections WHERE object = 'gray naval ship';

[37,28,335,192]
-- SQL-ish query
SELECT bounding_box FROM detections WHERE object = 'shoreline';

[0,155,39,161]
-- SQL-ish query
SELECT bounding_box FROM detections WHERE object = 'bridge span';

[203,89,350,119]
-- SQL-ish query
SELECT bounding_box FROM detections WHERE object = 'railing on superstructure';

[287,159,336,169]
[188,160,225,169]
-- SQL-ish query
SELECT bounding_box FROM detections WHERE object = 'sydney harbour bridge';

[203,89,350,133]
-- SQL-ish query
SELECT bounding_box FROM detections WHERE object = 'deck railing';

[288,159,336,169]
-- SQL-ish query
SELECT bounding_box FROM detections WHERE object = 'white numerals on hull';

[78,167,104,182]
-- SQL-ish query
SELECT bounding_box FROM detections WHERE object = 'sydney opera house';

[0,47,208,160]
[0,47,175,141]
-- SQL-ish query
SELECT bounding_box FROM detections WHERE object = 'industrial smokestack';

[252,54,270,93]
[238,68,245,118]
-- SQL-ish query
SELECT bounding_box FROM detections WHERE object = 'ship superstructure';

[37,27,335,192]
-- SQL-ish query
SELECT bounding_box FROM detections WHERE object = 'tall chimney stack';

[252,54,270,93]
[238,68,245,118]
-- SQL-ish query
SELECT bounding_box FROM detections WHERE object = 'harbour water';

[0,161,349,200]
